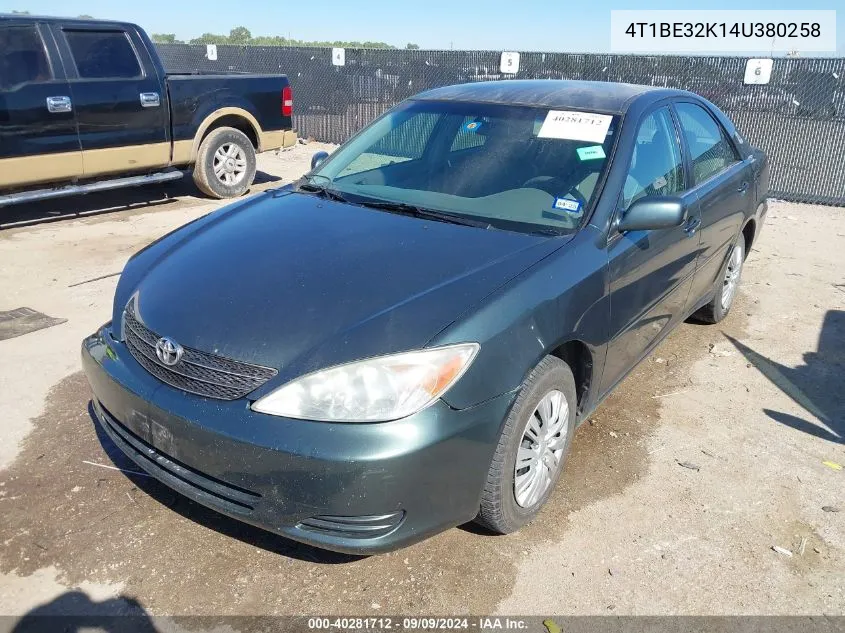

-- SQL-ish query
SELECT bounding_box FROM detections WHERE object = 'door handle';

[46,96,72,113]
[684,216,702,237]
[737,181,750,194]
[140,92,160,108]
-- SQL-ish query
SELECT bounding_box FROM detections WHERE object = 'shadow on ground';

[725,309,844,444]
[10,591,156,633]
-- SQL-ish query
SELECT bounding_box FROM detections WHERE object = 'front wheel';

[475,356,577,534]
[192,127,257,199]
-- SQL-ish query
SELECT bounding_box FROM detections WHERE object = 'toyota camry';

[82,80,769,553]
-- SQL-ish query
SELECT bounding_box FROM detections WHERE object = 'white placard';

[538,110,613,143]
[206,44,217,61]
[332,47,346,66]
[744,59,774,85]
[610,10,836,53]
[500,51,520,74]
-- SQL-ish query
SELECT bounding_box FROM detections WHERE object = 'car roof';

[0,13,136,29]
[414,80,689,115]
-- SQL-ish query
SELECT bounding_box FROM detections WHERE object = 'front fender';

[431,226,610,410]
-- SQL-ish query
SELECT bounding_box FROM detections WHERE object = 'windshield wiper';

[358,200,492,229]
[296,178,349,203]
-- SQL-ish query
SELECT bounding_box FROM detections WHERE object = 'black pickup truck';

[0,14,296,206]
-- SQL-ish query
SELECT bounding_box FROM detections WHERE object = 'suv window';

[675,102,739,185]
[64,30,141,79]
[623,107,685,209]
[0,25,52,90]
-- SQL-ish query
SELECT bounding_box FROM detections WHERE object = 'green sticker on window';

[577,145,606,161]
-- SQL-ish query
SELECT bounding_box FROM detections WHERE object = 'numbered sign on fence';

[744,59,773,85]
[206,44,217,61]
[500,51,520,74]
[332,48,346,66]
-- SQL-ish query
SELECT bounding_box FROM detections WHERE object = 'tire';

[476,356,577,534]
[694,232,746,324]
[192,127,257,199]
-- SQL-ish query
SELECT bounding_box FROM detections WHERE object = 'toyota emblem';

[155,337,184,366]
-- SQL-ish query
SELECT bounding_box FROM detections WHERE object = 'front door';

[600,105,701,394]
[53,25,169,178]
[0,22,83,188]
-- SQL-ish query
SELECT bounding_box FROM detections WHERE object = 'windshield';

[308,99,619,234]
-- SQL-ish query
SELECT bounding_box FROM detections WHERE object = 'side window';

[623,107,685,209]
[675,102,740,185]
[450,117,487,152]
[0,25,52,90]
[337,112,438,177]
[64,30,141,79]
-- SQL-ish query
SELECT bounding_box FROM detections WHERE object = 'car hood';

[116,191,568,383]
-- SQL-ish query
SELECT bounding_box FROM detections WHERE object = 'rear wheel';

[476,356,577,534]
[192,127,256,199]
[695,232,745,324]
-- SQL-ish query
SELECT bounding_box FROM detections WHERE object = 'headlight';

[251,343,479,422]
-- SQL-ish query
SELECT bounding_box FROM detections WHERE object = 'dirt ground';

[0,143,842,622]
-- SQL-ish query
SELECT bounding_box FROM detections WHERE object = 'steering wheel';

[521,176,586,206]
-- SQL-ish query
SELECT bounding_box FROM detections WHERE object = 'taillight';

[282,85,293,117]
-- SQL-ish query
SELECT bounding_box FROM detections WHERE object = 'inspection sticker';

[577,145,606,161]
[553,197,581,213]
[538,110,613,143]
[464,120,483,132]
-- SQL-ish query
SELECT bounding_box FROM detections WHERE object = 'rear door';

[672,101,751,306]
[0,22,83,188]
[599,105,701,394]
[51,24,169,178]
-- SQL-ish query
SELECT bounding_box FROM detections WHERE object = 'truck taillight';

[282,86,293,117]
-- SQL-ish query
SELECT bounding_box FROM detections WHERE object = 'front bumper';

[81,325,514,554]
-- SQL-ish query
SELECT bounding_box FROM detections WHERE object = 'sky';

[5,0,844,53]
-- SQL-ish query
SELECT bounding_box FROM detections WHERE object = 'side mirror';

[618,197,687,232]
[310,151,329,170]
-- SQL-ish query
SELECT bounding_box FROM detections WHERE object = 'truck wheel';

[475,356,577,534]
[694,233,745,324]
[192,127,256,199]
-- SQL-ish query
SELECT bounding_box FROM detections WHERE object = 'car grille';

[122,300,277,400]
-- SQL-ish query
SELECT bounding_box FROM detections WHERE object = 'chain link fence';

[156,44,845,206]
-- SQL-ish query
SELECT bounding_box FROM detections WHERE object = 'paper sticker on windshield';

[553,197,581,213]
[577,145,606,161]
[538,110,613,143]
[464,120,483,133]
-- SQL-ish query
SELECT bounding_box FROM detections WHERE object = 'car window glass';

[337,112,438,177]
[65,30,141,79]
[314,100,619,234]
[675,102,740,185]
[623,107,685,209]
[0,26,52,90]
[450,116,488,152]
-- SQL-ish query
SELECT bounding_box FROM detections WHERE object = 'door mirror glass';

[618,197,687,232]
[310,151,329,170]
